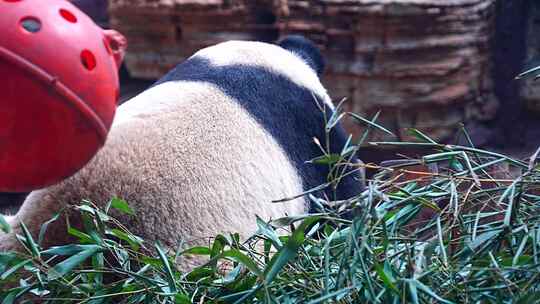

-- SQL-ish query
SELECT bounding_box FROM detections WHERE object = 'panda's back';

[113,79,308,208]
[43,80,307,245]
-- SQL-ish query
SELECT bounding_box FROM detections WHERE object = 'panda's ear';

[278,35,325,76]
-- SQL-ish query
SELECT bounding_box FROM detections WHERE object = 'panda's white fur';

[0,37,361,268]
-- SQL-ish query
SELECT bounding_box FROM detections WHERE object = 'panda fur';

[0,36,362,267]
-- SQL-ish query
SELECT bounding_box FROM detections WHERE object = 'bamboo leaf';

[38,212,61,246]
[223,249,263,277]
[18,222,40,259]
[264,216,320,284]
[48,246,101,280]
[0,215,11,234]
[109,198,135,216]
[349,112,396,136]
[155,242,177,293]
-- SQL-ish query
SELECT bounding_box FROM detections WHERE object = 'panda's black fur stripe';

[154,38,361,204]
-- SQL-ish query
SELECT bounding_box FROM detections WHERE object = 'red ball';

[0,0,126,192]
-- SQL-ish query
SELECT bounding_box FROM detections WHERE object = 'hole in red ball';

[108,38,119,51]
[59,8,77,23]
[20,17,41,33]
[81,50,96,70]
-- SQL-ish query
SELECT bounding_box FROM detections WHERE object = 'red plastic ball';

[0,0,126,192]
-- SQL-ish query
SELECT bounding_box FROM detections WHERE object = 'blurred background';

[72,0,539,155]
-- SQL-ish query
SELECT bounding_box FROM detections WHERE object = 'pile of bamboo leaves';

[1,129,540,303]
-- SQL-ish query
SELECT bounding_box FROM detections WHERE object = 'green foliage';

[2,111,540,303]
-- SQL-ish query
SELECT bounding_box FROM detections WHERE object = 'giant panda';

[0,36,363,268]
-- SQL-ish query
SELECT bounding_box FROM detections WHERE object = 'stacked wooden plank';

[109,0,281,79]
[277,0,496,139]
